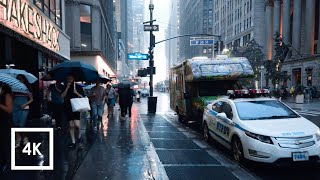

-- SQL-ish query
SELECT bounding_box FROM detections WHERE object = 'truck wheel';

[176,107,183,122]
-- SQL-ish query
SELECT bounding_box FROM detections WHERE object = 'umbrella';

[0,73,30,94]
[112,81,138,88]
[0,69,38,83]
[83,84,95,90]
[99,74,112,83]
[48,61,99,82]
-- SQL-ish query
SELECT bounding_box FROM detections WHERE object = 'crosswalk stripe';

[295,110,320,117]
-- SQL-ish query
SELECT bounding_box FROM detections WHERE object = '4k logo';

[11,128,54,170]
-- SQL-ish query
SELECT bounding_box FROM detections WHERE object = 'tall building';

[166,0,180,71]
[179,0,214,61]
[213,0,320,88]
[131,0,145,75]
[0,0,70,116]
[65,0,117,78]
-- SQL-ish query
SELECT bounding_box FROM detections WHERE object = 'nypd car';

[202,89,320,164]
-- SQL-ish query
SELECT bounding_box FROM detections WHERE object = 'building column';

[265,3,273,60]
[273,0,281,34]
[292,0,301,56]
[282,0,290,44]
[253,0,266,53]
[305,0,315,55]
[318,1,320,54]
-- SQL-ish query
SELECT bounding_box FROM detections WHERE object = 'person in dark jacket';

[0,82,13,172]
[61,74,85,148]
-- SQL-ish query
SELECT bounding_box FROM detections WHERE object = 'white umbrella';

[0,73,30,94]
[0,69,38,83]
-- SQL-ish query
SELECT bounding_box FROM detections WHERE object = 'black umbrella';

[48,61,99,82]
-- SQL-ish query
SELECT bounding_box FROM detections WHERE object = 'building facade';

[166,0,180,72]
[213,0,320,88]
[130,0,145,76]
[0,0,70,117]
[179,0,214,61]
[65,0,117,78]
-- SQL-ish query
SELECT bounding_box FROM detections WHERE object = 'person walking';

[118,86,130,118]
[106,84,116,117]
[136,91,141,103]
[0,82,13,173]
[61,74,85,148]
[128,87,135,117]
[47,81,64,130]
[88,79,106,130]
[13,74,33,148]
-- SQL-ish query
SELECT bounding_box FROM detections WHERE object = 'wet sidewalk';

[281,96,320,111]
[73,93,240,180]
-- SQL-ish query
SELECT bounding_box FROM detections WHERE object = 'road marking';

[163,164,223,167]
[295,110,320,117]
[155,148,201,151]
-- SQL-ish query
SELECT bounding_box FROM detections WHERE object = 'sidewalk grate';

[151,139,200,149]
[156,150,221,165]
[148,132,187,140]
[165,166,238,180]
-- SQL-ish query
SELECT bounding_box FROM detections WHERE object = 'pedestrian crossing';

[294,109,320,117]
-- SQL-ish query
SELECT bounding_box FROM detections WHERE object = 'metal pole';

[149,1,154,97]
[218,40,221,55]
[261,70,263,89]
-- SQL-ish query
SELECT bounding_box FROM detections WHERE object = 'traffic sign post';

[190,39,214,45]
[128,52,149,60]
[144,25,159,31]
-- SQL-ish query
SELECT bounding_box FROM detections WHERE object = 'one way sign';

[144,25,159,31]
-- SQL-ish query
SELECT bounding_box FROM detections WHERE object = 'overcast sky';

[143,0,170,84]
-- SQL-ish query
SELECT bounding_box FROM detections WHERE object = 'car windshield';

[235,100,300,120]
[198,81,239,96]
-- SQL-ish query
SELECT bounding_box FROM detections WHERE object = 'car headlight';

[316,130,320,141]
[245,131,273,144]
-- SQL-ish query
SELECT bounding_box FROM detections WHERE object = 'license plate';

[292,152,309,161]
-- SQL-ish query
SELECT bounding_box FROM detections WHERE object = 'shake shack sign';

[0,0,60,52]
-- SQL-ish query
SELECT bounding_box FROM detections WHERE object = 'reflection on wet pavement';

[73,104,153,180]
[0,114,97,180]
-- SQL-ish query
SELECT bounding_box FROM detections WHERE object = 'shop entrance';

[292,68,301,86]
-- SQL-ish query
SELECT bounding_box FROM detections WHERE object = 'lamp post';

[260,66,265,89]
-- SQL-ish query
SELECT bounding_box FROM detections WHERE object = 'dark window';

[221,102,233,119]
[80,4,92,50]
[199,81,239,96]
[34,0,62,27]
[212,101,223,113]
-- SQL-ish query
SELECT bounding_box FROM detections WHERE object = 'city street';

[75,93,320,179]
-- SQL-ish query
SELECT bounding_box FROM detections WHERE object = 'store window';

[292,68,301,86]
[306,68,313,86]
[80,4,92,50]
[34,0,62,27]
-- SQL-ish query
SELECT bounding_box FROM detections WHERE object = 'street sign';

[147,67,156,75]
[190,39,214,45]
[128,52,149,60]
[144,25,159,31]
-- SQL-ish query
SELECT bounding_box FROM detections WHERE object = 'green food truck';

[169,56,254,123]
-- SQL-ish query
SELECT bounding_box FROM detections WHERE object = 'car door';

[214,101,234,146]
[207,101,223,140]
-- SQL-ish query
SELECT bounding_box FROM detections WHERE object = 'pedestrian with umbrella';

[13,74,34,148]
[0,82,13,172]
[61,74,85,149]
[48,61,97,148]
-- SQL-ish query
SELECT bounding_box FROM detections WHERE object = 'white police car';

[202,89,320,164]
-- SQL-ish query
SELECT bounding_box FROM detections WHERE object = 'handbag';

[70,85,91,112]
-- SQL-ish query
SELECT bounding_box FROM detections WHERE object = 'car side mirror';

[184,92,190,99]
[217,113,228,120]
[217,113,235,126]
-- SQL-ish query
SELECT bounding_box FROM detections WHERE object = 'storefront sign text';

[0,0,60,52]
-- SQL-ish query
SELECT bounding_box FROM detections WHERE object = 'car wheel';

[176,107,183,122]
[203,122,211,142]
[232,137,244,163]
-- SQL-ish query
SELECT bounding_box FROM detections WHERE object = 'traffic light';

[138,68,148,77]
[214,41,218,51]
[151,34,155,47]
[220,41,224,51]
[148,47,154,60]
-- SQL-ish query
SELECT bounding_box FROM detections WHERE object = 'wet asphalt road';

[154,92,320,180]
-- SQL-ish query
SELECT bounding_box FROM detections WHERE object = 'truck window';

[199,81,239,96]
